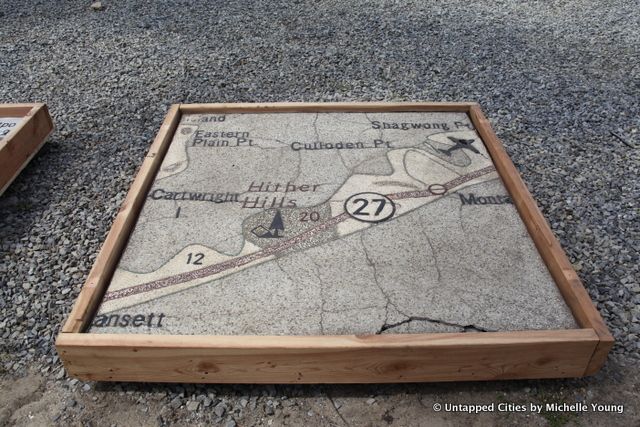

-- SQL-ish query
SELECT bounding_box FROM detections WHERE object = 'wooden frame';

[56,102,612,383]
[0,103,54,195]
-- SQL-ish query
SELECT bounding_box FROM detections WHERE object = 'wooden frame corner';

[0,103,54,194]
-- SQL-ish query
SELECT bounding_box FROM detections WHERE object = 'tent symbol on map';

[251,210,285,238]
[438,137,480,155]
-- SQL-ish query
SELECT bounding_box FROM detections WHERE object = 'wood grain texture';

[61,105,182,333]
[0,103,54,194]
[468,105,613,375]
[0,105,34,117]
[57,330,597,383]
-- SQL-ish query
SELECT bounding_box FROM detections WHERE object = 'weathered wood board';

[0,103,54,195]
[57,103,612,383]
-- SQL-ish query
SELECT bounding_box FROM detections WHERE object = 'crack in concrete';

[458,196,468,234]
[360,233,401,328]
[313,112,350,173]
[308,256,326,334]
[360,224,492,335]
[249,136,290,147]
[336,150,350,172]
[420,228,442,282]
[274,259,296,286]
[364,112,384,142]
[377,315,493,334]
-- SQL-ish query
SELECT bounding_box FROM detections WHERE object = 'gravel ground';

[0,0,639,425]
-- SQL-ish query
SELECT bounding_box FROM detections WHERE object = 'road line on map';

[104,166,495,301]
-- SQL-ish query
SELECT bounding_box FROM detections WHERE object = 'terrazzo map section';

[90,111,577,335]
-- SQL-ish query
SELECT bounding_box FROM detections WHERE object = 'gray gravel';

[0,0,639,425]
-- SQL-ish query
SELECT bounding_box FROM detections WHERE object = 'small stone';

[249,396,258,410]
[224,420,236,427]
[90,2,104,11]
[82,383,91,392]
[366,397,376,405]
[214,402,226,417]
[55,369,65,380]
[169,396,182,409]
[186,400,200,411]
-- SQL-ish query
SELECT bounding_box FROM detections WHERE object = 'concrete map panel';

[89,111,577,336]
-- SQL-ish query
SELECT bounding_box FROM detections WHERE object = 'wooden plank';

[61,105,182,333]
[179,102,476,114]
[56,330,597,383]
[0,103,54,194]
[468,105,613,375]
[0,104,36,117]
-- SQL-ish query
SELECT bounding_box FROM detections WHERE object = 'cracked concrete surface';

[90,112,577,335]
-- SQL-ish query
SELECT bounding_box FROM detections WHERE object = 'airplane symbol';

[437,137,479,155]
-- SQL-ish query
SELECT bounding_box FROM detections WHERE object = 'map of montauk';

[90,112,576,335]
